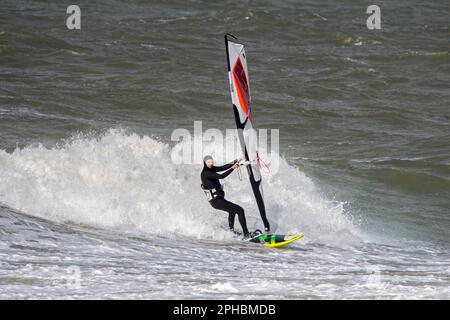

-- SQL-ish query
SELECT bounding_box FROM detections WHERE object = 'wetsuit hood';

[203,155,214,170]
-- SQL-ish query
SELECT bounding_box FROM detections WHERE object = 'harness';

[201,184,224,201]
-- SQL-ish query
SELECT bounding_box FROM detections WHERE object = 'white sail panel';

[226,40,262,183]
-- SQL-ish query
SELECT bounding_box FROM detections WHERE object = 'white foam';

[0,129,363,246]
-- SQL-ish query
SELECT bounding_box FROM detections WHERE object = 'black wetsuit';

[201,160,249,236]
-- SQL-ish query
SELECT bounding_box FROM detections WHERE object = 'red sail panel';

[232,58,250,118]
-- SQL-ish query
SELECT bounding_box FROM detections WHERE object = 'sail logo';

[171,121,280,174]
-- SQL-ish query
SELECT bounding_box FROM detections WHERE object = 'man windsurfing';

[201,155,254,238]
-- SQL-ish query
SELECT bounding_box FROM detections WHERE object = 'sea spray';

[0,129,362,245]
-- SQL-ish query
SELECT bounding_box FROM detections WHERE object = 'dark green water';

[2,0,449,241]
[0,0,449,299]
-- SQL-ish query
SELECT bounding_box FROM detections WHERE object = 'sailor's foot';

[230,229,242,237]
[252,229,263,237]
[244,230,261,240]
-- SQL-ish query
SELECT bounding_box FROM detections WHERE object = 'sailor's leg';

[228,212,236,231]
[235,206,249,236]
[210,198,249,235]
[219,199,249,235]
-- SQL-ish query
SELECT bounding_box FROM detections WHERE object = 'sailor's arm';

[213,157,242,172]
[205,165,238,179]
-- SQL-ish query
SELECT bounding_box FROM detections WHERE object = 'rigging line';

[256,152,271,174]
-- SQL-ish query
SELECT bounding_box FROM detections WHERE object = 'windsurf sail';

[224,34,270,231]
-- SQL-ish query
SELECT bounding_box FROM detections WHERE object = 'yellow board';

[264,234,304,248]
